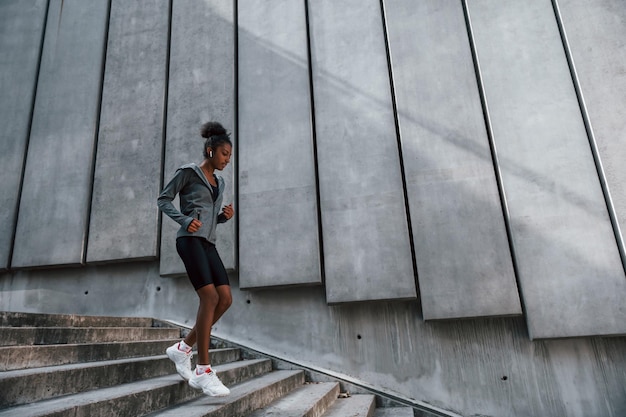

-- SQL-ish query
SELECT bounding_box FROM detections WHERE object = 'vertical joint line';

[83,0,112,265]
[304,0,326,285]
[551,0,626,275]
[461,0,526,312]
[233,0,240,271]
[9,0,51,270]
[158,0,174,259]
[379,0,419,289]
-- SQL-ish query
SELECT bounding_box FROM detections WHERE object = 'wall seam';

[8,0,51,271]
[461,0,527,317]
[157,0,174,260]
[233,0,240,272]
[551,0,626,277]
[378,0,419,293]
[304,0,326,286]
[82,0,113,265]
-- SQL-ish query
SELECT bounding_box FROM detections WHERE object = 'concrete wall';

[1,0,625,416]
[1,263,624,417]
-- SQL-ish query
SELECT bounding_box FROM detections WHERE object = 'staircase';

[0,312,416,417]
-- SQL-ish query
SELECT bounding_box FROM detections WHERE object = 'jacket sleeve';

[157,168,194,231]
[217,213,228,224]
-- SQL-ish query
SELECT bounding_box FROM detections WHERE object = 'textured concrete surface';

[2,0,626,415]
[0,327,178,346]
[87,0,168,263]
[238,0,322,288]
[324,394,375,417]
[11,0,110,268]
[557,0,626,262]
[248,382,339,417]
[308,0,417,303]
[384,0,521,319]
[2,262,625,417]
[0,311,153,327]
[159,0,236,276]
[0,340,177,371]
[374,407,414,417]
[0,1,47,271]
[145,370,305,417]
[467,0,626,338]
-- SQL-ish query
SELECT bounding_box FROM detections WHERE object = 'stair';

[0,312,416,417]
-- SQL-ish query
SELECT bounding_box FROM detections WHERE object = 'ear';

[208,147,213,158]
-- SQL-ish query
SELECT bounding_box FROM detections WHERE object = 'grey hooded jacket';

[157,163,228,244]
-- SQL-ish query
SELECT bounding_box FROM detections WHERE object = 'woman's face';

[209,143,232,170]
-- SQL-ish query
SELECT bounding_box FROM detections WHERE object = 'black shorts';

[176,237,230,290]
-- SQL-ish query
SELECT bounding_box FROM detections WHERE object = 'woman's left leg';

[183,284,231,347]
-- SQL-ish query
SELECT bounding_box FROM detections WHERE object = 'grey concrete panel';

[467,0,626,338]
[12,0,110,268]
[384,0,521,319]
[237,0,321,288]
[557,0,626,266]
[160,0,235,276]
[0,1,48,270]
[308,0,416,303]
[86,0,168,263]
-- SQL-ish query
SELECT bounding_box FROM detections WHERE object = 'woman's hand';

[222,204,234,220]
[187,219,202,233]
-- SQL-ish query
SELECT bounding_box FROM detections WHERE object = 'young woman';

[157,121,234,397]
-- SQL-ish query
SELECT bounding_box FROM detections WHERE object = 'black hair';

[200,121,232,158]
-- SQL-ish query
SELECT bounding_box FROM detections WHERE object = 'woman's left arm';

[218,203,234,223]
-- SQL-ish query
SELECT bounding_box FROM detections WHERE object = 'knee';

[199,289,220,307]
[219,293,232,310]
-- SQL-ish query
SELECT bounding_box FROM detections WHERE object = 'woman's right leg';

[194,283,219,366]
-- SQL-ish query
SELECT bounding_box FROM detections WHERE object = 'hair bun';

[201,121,227,139]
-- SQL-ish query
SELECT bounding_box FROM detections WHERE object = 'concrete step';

[0,349,244,407]
[0,358,273,416]
[247,381,340,417]
[0,312,420,417]
[146,370,305,417]
[323,394,376,417]
[0,326,180,346]
[373,407,415,417]
[0,339,179,371]
[0,311,156,328]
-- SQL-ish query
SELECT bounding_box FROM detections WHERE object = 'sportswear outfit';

[158,162,231,396]
[158,162,230,289]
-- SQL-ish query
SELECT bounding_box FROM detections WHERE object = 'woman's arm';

[157,168,194,231]
[217,203,234,224]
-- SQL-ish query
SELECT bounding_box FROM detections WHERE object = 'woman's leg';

[182,285,232,347]
[194,284,219,366]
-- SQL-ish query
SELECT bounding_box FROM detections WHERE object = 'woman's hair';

[200,121,232,158]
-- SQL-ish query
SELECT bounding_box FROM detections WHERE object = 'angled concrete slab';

[557,0,626,269]
[467,0,626,338]
[12,0,110,268]
[160,0,235,276]
[0,0,47,270]
[308,0,417,303]
[238,0,321,288]
[87,0,168,263]
[384,0,521,319]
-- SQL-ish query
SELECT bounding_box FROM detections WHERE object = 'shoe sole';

[189,379,230,397]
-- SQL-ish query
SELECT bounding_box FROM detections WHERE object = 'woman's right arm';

[157,168,194,231]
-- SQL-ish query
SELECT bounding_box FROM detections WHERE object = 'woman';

[157,121,234,397]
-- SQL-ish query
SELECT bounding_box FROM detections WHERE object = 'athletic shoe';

[188,368,230,397]
[166,342,193,381]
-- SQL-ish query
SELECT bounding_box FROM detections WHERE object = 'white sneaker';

[166,342,193,381]
[189,369,230,397]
